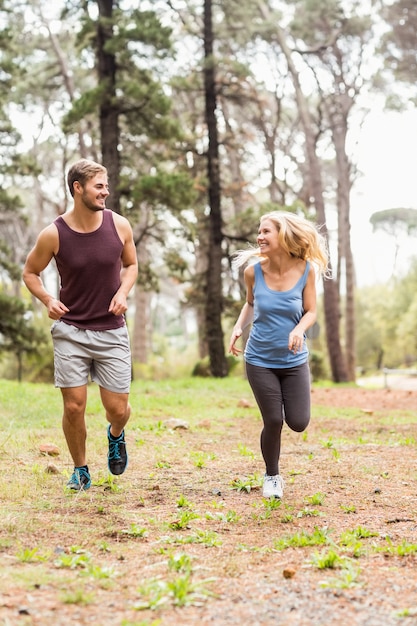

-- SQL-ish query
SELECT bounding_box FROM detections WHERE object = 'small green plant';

[274,527,330,550]
[121,524,148,538]
[395,608,417,618]
[167,552,193,574]
[237,443,256,459]
[168,530,222,547]
[310,548,343,569]
[60,588,95,605]
[176,494,191,508]
[168,510,200,530]
[340,504,356,514]
[135,574,216,610]
[320,562,362,589]
[321,437,334,448]
[87,563,116,580]
[205,509,240,523]
[297,507,323,518]
[93,474,121,492]
[16,547,49,563]
[304,492,326,506]
[55,548,91,570]
[156,460,171,468]
[379,538,417,556]
[332,448,341,461]
[230,474,261,493]
[189,451,216,468]
[262,497,282,511]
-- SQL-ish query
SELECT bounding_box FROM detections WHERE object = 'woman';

[229,211,329,499]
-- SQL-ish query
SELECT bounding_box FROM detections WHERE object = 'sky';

[350,105,417,287]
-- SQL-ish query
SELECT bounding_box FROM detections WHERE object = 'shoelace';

[69,469,89,486]
[108,440,122,460]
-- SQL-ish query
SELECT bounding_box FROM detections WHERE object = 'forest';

[1,0,417,383]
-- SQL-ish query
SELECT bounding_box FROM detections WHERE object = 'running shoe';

[66,467,91,491]
[262,474,284,499]
[107,425,128,475]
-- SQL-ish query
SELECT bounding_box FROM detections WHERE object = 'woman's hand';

[288,329,304,354]
[229,327,243,356]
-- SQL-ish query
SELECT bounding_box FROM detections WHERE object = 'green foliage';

[0,293,47,378]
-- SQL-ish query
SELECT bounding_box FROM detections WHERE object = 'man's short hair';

[67,159,107,197]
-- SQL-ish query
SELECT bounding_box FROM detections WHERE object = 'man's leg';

[100,388,131,436]
[61,385,88,467]
[100,387,131,475]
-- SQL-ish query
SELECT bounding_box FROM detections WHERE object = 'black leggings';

[245,361,311,476]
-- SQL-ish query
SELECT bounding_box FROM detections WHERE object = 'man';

[23,159,138,491]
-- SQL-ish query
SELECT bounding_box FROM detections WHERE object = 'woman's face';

[257,218,279,255]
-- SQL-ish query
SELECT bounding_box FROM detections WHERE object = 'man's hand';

[47,298,70,320]
[108,292,128,316]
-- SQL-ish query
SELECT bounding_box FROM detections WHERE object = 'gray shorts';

[51,321,132,393]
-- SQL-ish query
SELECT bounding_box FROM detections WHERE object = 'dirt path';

[1,383,417,625]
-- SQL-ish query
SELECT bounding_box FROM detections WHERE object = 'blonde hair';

[232,211,330,278]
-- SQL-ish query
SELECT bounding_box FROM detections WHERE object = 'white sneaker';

[262,474,284,499]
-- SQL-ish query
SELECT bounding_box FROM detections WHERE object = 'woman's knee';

[286,415,310,433]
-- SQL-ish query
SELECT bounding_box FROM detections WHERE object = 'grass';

[1,376,417,624]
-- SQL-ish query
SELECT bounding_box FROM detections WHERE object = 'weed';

[340,504,357,513]
[262,497,282,511]
[332,448,341,461]
[176,494,191,508]
[167,552,193,574]
[190,451,216,468]
[205,509,240,523]
[340,526,379,542]
[16,547,49,563]
[304,492,326,506]
[94,474,121,492]
[168,510,200,530]
[297,507,323,518]
[230,474,261,493]
[167,530,223,547]
[320,562,362,589]
[155,460,171,468]
[55,549,91,570]
[274,527,331,550]
[60,588,94,605]
[135,574,216,610]
[237,443,256,459]
[379,539,417,556]
[310,548,343,569]
[121,524,148,538]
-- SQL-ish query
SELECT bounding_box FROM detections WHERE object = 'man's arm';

[22,224,70,320]
[108,215,138,315]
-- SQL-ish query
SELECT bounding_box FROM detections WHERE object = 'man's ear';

[73,181,82,195]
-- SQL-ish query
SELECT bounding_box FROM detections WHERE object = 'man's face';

[79,173,109,212]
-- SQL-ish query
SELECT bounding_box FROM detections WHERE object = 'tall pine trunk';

[203,0,228,377]
[96,0,121,214]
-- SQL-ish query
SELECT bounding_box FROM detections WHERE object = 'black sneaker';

[66,467,91,491]
[107,425,128,475]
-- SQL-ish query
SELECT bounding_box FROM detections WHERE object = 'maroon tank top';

[54,209,125,330]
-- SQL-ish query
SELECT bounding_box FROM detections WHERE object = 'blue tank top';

[244,260,310,368]
[54,209,125,331]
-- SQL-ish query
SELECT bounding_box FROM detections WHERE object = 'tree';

[370,208,417,276]
[203,0,228,377]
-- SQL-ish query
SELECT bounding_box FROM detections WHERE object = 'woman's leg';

[245,363,284,476]
[281,362,311,433]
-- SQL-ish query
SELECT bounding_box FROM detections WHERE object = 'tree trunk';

[271,20,348,382]
[96,0,121,214]
[332,109,356,381]
[203,0,228,377]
